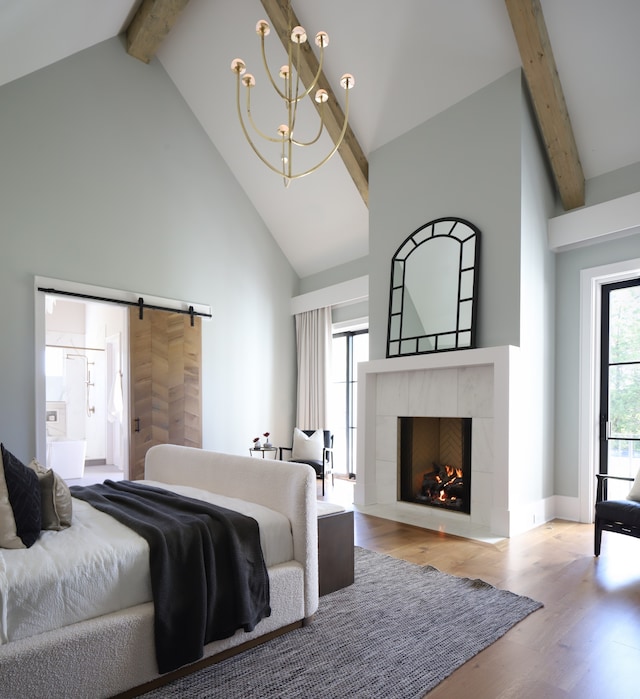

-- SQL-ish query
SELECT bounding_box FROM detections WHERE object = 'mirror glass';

[386,218,480,357]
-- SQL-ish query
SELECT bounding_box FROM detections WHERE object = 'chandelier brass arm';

[257,21,324,105]
[231,13,354,187]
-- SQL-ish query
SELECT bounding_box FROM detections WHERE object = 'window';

[331,328,368,477]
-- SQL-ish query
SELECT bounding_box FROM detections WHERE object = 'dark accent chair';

[279,430,333,496]
[594,473,640,556]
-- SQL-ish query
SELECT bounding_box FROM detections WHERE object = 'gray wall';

[368,69,525,360]
[582,161,640,210]
[517,75,557,502]
[0,37,299,462]
[332,300,369,327]
[299,255,370,295]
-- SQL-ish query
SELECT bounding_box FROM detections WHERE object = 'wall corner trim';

[548,190,640,251]
[291,276,369,316]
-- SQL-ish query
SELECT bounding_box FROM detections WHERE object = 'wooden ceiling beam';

[126,0,191,64]
[505,0,585,210]
[260,0,369,207]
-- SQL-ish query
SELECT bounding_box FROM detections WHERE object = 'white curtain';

[295,307,332,430]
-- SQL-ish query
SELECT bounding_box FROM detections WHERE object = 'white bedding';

[0,481,293,645]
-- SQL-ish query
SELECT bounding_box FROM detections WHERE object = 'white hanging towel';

[107,372,123,424]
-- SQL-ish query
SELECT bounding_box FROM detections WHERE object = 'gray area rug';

[142,547,542,698]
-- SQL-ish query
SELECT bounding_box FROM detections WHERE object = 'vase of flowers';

[263,432,272,448]
[253,437,261,450]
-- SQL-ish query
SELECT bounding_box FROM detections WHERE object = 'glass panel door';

[330,335,348,476]
[331,329,368,477]
[600,278,640,499]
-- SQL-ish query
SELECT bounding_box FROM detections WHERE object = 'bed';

[0,444,319,698]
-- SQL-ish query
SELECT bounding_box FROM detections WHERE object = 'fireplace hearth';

[398,416,472,514]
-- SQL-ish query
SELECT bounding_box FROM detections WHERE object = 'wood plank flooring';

[321,478,640,699]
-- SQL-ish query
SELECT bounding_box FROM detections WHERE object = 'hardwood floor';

[321,478,640,699]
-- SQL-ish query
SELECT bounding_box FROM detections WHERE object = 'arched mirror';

[386,217,480,357]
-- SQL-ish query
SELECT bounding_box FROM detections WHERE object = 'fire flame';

[418,463,464,508]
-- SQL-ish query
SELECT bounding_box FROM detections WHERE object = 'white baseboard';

[552,494,584,523]
[508,495,583,536]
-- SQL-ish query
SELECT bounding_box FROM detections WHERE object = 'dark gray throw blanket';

[70,480,271,674]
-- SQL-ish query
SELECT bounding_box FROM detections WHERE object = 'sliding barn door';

[129,308,202,480]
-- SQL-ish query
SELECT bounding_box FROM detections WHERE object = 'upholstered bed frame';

[0,444,319,698]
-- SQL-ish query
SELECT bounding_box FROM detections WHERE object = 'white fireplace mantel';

[354,346,527,540]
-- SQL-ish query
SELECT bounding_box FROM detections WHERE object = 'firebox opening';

[398,416,472,514]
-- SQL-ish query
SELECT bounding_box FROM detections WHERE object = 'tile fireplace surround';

[354,346,526,541]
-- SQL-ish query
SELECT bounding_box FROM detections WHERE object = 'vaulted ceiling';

[2,0,639,277]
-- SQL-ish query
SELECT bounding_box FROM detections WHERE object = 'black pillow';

[1,444,41,547]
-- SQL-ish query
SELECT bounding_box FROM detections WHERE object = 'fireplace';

[355,346,553,540]
[398,417,472,513]
[355,347,517,539]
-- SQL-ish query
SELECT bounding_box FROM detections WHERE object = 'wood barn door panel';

[130,310,153,479]
[129,308,202,480]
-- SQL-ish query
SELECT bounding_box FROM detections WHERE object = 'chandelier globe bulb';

[315,31,329,48]
[256,20,270,36]
[340,73,355,90]
[230,58,246,75]
[290,26,307,44]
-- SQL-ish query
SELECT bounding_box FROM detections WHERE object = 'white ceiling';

[2,0,639,277]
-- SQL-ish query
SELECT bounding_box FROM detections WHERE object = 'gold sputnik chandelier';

[230,8,354,187]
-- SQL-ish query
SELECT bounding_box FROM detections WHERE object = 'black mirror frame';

[386,217,481,358]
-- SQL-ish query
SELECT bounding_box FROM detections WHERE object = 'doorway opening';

[44,295,128,483]
[35,276,209,484]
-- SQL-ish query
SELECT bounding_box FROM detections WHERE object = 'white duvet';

[0,481,293,644]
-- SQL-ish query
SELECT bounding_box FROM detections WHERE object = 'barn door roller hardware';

[38,287,212,324]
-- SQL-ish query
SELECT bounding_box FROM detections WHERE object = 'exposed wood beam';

[505,0,585,210]
[126,0,191,64]
[260,0,369,207]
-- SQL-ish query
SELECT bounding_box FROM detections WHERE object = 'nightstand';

[317,502,354,596]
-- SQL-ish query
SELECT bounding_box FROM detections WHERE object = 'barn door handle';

[134,417,140,433]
